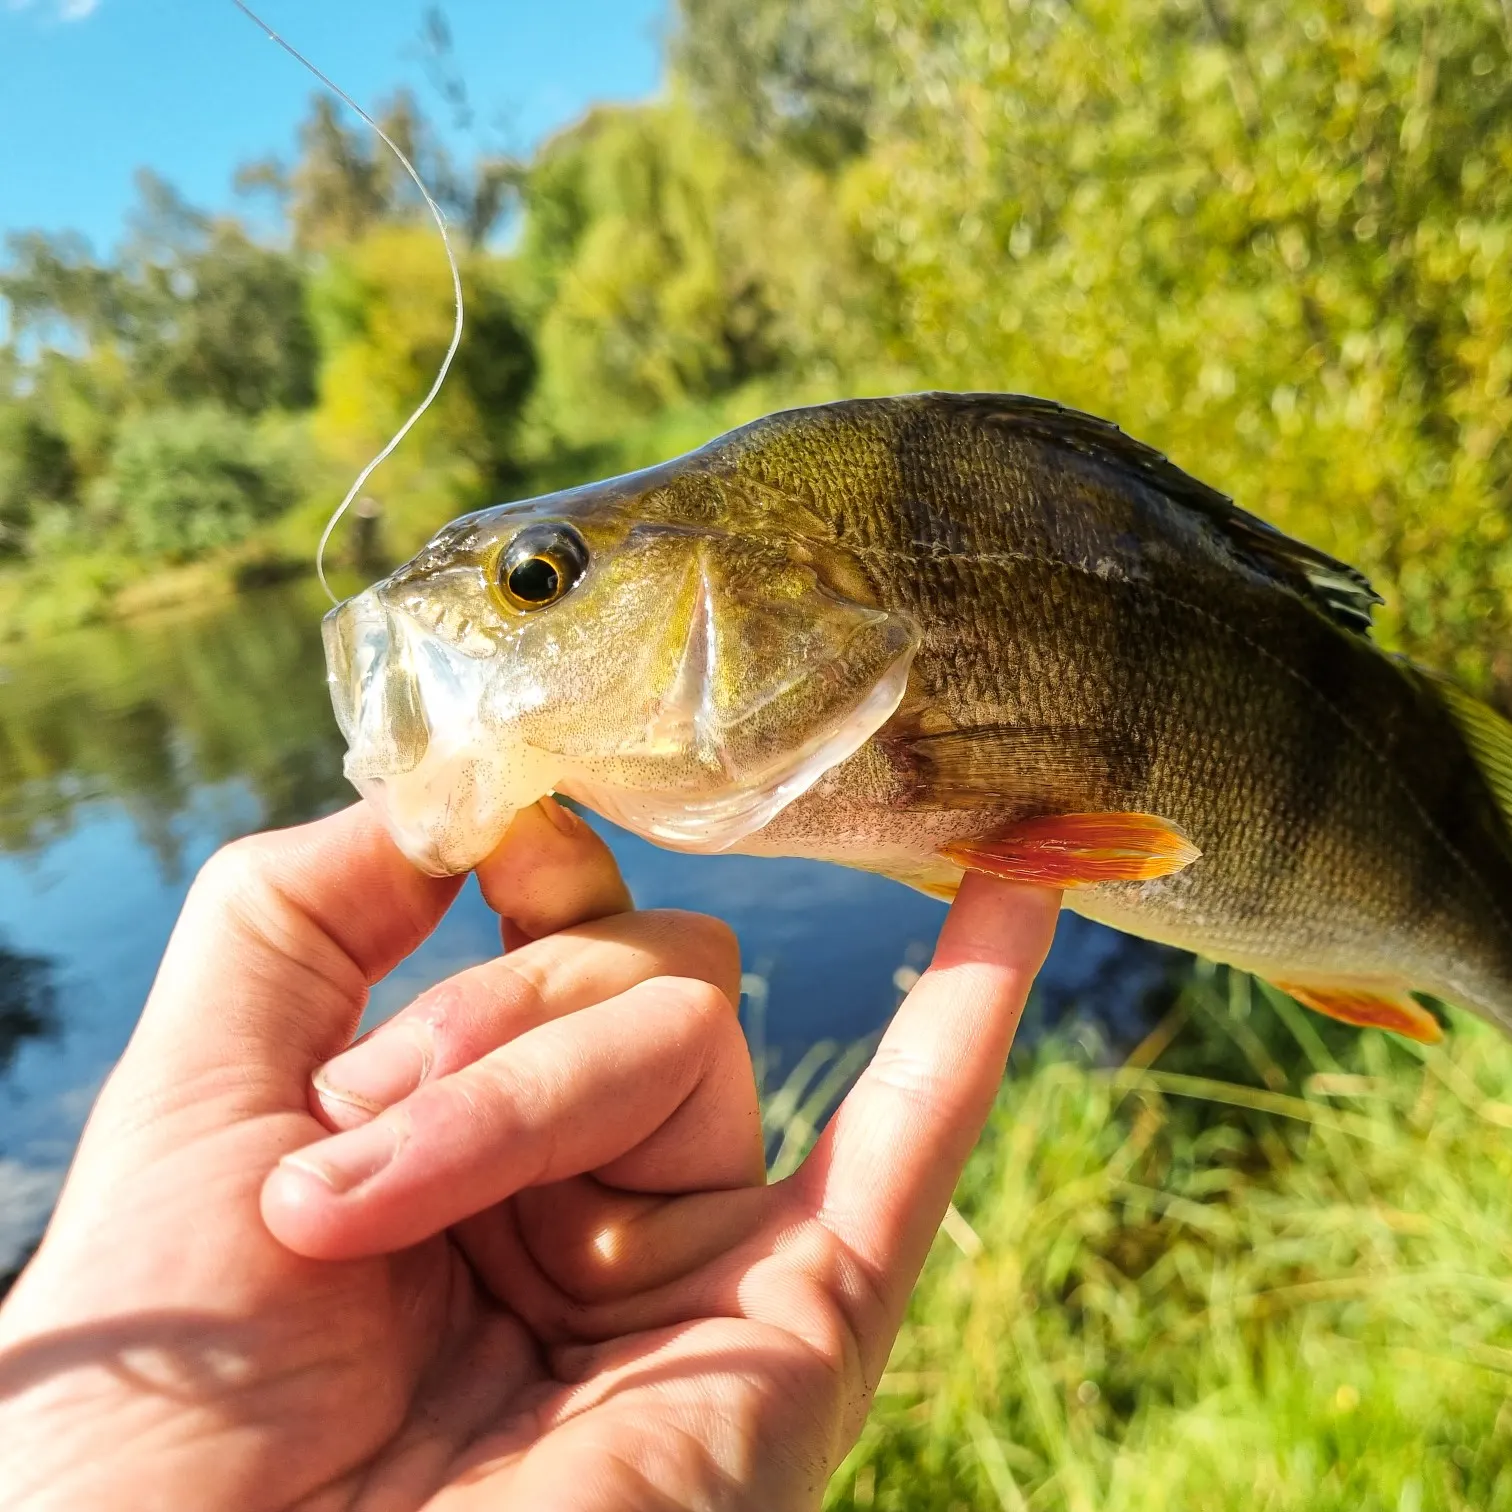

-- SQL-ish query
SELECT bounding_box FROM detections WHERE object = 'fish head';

[323,462,918,874]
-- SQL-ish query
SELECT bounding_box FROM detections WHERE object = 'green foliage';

[107,407,299,559]
[4,179,318,418]
[821,0,1512,689]
[307,225,534,536]
[238,90,519,252]
[523,106,782,430]
[674,0,882,165]
[0,406,76,557]
[1,230,122,346]
[514,102,880,450]
[129,226,317,415]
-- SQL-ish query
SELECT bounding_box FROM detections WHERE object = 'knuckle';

[676,909,739,964]
[641,909,742,996]
[173,829,362,1024]
[749,1216,875,1385]
[690,913,741,981]
[193,833,275,903]
[452,1054,528,1127]
[543,1227,630,1306]
[642,973,732,1022]
[798,1225,890,1387]
[430,957,537,1035]
[861,1042,946,1106]
[185,836,291,947]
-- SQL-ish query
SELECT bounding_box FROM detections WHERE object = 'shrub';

[0,409,77,558]
[108,406,297,559]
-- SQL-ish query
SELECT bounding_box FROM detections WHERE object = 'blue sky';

[1,0,668,254]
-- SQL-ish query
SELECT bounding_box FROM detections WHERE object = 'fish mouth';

[322,590,558,875]
[324,592,432,780]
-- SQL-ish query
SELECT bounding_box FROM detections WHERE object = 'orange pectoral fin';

[1274,982,1444,1045]
[940,812,1201,889]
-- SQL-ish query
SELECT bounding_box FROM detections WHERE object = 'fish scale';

[724,396,1512,1027]
[324,392,1512,1041]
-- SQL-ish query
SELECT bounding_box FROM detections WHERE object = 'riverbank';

[0,384,784,643]
[0,373,926,645]
[0,484,401,644]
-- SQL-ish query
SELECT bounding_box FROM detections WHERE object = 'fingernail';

[314,1022,433,1120]
[537,795,579,836]
[281,1116,406,1194]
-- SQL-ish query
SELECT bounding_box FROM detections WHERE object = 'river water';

[0,581,1179,1271]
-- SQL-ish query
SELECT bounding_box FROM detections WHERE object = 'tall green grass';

[772,967,1512,1511]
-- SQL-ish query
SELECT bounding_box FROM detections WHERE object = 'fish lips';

[324,591,432,779]
[323,590,558,874]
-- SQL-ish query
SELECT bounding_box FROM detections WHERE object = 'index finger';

[130,801,462,1089]
[795,874,1060,1353]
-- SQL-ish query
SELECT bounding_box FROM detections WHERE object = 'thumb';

[125,803,461,1102]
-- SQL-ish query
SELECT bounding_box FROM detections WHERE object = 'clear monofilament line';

[230,0,465,605]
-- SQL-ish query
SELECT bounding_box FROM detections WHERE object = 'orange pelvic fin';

[940,812,1200,888]
[1274,982,1444,1045]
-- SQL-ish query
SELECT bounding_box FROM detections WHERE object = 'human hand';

[0,799,1059,1511]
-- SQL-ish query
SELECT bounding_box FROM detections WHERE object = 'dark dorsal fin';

[932,392,1383,636]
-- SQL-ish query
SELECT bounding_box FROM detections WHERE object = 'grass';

[757,965,1512,1511]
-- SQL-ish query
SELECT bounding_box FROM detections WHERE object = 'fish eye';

[497,522,589,611]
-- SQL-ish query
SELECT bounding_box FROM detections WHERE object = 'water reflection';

[0,584,350,873]
[0,938,57,1078]
[0,581,1180,1274]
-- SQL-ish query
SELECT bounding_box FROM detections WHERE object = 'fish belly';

[742,758,1512,1033]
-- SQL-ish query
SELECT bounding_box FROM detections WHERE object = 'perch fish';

[324,393,1512,1044]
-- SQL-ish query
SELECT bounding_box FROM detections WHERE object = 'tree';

[516,102,877,447]
[131,224,317,414]
[674,0,883,165]
[239,91,520,253]
[309,225,534,544]
[2,173,317,419]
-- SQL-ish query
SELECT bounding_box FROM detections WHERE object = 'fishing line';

[230,0,465,605]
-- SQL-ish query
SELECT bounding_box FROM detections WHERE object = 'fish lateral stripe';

[1275,982,1444,1044]
[941,812,1201,888]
